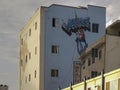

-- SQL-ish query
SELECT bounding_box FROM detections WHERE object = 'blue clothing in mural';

[61,17,90,55]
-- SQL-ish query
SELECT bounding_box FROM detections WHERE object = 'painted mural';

[61,16,90,55]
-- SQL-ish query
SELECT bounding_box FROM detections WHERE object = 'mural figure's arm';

[61,24,72,36]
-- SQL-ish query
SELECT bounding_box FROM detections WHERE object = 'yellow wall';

[20,8,41,90]
[63,68,120,90]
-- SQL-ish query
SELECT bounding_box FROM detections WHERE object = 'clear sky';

[0,0,120,90]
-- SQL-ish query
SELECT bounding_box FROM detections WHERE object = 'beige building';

[20,8,41,90]
[80,36,105,82]
[105,20,120,73]
[73,20,120,84]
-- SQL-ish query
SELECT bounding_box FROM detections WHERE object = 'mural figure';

[61,15,90,55]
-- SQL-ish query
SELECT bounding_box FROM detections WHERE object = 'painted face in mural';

[61,17,90,55]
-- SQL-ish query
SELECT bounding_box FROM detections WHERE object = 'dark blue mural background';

[61,17,91,55]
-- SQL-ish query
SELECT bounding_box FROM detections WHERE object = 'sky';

[0,0,120,90]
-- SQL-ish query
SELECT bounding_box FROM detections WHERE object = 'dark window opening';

[92,57,95,64]
[35,47,37,55]
[29,28,31,36]
[83,66,85,69]
[88,87,91,90]
[91,71,97,78]
[35,22,37,30]
[35,70,37,78]
[51,45,59,54]
[26,55,28,63]
[99,50,102,60]
[92,48,98,57]
[118,32,120,36]
[92,23,99,33]
[52,18,56,27]
[20,60,23,66]
[88,58,91,66]
[51,69,59,77]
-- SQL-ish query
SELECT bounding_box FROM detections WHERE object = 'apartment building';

[73,20,120,84]
[20,4,105,90]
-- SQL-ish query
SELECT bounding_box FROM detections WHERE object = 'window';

[88,88,91,90]
[118,32,120,36]
[87,77,90,79]
[35,22,37,30]
[92,48,98,57]
[83,67,85,69]
[29,52,31,60]
[29,28,31,36]
[20,60,23,66]
[21,38,23,45]
[92,23,99,33]
[52,18,56,27]
[29,74,31,82]
[99,50,102,60]
[91,49,97,63]
[51,69,59,77]
[52,18,58,27]
[106,82,110,90]
[92,57,95,64]
[51,45,59,54]
[26,55,28,63]
[88,58,91,66]
[91,71,97,78]
[35,47,37,55]
[35,70,37,78]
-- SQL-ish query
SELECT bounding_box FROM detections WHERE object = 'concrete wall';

[105,35,120,73]
[44,4,105,90]
[79,36,105,82]
[81,44,105,80]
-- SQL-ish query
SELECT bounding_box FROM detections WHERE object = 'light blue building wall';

[44,4,106,90]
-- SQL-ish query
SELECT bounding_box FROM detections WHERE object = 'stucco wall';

[20,8,40,90]
[44,4,105,90]
[105,35,120,73]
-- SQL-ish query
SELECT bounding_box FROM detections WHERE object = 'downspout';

[101,70,104,90]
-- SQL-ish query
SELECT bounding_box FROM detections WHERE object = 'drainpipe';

[70,82,73,90]
[84,77,86,90]
[80,62,82,82]
[101,70,104,90]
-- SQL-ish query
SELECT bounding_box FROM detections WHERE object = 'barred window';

[92,23,99,33]
[51,69,59,77]
[51,45,59,54]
